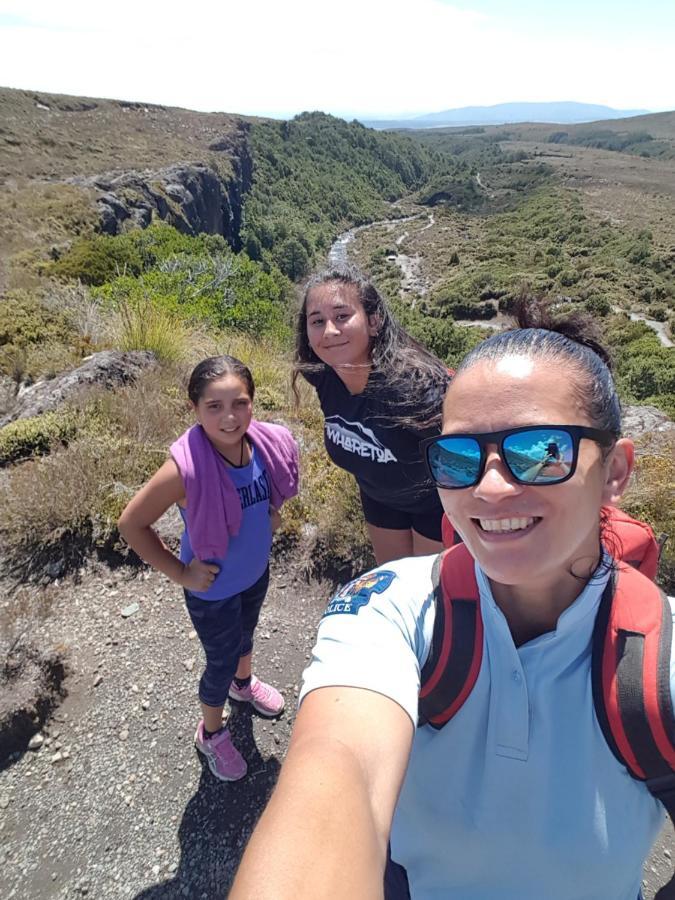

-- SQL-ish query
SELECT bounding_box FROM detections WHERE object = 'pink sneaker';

[229,675,285,717]
[194,721,247,781]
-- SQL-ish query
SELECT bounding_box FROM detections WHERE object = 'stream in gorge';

[329,220,674,347]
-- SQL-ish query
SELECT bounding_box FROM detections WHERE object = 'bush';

[50,234,143,285]
[0,411,78,466]
[0,293,74,353]
[0,293,90,383]
[584,295,611,317]
[95,246,292,341]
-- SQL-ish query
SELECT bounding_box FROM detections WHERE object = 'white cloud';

[0,0,672,115]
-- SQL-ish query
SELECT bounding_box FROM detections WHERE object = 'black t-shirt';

[305,365,448,513]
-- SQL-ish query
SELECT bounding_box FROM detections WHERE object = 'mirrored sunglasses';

[421,425,615,490]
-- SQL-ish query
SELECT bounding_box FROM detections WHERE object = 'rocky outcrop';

[0,351,157,427]
[68,124,252,250]
[623,404,674,439]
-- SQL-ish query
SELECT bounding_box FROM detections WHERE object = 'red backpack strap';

[603,505,662,581]
[592,564,675,810]
[418,543,484,729]
[441,514,463,549]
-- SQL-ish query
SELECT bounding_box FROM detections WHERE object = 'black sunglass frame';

[420,425,616,490]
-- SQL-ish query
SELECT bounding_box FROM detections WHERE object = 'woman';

[294,264,451,564]
[232,299,673,899]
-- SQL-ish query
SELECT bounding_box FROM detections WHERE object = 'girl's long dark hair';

[293,264,449,429]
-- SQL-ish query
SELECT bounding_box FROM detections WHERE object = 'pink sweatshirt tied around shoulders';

[170,420,299,561]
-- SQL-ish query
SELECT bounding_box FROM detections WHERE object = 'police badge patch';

[323,570,397,617]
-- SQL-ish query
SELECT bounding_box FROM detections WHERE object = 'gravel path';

[0,559,328,899]
[1,556,673,899]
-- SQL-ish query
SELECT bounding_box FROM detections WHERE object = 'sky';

[0,0,673,119]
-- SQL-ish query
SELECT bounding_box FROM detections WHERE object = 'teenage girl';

[294,264,451,564]
[233,299,673,898]
[119,355,298,781]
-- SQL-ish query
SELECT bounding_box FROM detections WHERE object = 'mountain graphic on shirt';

[325,416,397,463]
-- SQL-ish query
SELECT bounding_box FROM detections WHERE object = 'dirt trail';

[0,558,330,899]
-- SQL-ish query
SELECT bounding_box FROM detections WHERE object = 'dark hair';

[456,295,623,576]
[293,264,449,428]
[455,295,622,437]
[188,355,255,405]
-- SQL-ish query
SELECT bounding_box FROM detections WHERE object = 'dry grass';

[108,298,195,363]
[622,432,675,591]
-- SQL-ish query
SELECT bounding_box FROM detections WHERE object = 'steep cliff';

[0,88,256,270]
[70,127,252,249]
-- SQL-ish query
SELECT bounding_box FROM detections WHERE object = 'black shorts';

[359,489,444,542]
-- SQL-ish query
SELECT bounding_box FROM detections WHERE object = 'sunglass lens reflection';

[428,437,482,487]
[503,429,573,483]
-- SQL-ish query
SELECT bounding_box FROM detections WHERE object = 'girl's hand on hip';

[181,558,220,592]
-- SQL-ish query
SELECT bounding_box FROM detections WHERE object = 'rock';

[28,733,44,750]
[119,729,129,742]
[0,351,157,427]
[44,560,65,580]
[93,675,103,687]
[68,132,252,249]
[120,603,139,618]
[0,796,9,809]
[623,405,674,440]
[0,640,67,767]
[51,751,63,764]
[183,659,194,672]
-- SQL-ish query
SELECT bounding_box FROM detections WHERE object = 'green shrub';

[0,411,78,466]
[50,234,144,285]
[0,293,73,352]
[584,295,611,317]
[0,293,90,382]
[93,238,292,341]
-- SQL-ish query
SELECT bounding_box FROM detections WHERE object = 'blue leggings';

[184,566,270,707]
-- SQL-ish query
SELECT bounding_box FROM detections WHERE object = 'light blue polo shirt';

[300,554,672,900]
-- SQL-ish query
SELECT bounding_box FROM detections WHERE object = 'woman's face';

[193,374,253,455]
[439,355,633,589]
[305,282,378,369]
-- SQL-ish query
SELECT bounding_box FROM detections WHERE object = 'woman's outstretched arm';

[230,685,414,900]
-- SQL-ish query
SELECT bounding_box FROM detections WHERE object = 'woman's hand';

[181,558,220,592]
[270,507,282,533]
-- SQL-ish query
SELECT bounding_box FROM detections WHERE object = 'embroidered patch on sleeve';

[323,570,397,617]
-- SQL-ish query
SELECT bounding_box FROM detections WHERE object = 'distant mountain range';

[363,102,651,131]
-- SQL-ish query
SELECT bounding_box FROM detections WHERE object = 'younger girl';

[119,355,299,782]
[294,264,451,564]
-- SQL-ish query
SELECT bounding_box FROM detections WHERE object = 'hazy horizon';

[0,0,673,119]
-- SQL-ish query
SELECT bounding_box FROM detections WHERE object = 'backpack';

[422,515,675,897]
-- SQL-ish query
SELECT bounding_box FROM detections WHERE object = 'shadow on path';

[133,706,281,899]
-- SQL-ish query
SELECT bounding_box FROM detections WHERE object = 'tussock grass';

[108,298,194,363]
